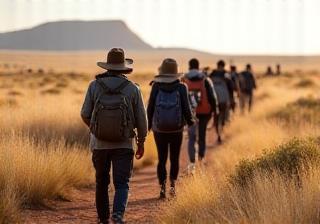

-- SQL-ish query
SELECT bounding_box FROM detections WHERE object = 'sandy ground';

[21,128,218,224]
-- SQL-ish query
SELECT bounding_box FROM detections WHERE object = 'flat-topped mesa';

[0,20,153,51]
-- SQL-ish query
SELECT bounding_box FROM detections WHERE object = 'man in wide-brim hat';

[97,48,133,74]
[81,48,147,224]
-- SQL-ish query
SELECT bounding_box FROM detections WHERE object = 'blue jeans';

[92,148,134,221]
[188,123,197,163]
[188,114,211,162]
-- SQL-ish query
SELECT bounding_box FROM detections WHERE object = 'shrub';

[270,97,320,126]
[295,78,315,88]
[40,88,61,95]
[231,138,320,186]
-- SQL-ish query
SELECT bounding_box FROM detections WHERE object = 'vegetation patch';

[231,138,320,186]
[7,90,23,96]
[41,88,61,95]
[295,78,316,88]
[270,97,320,126]
[255,92,270,101]
[0,99,18,108]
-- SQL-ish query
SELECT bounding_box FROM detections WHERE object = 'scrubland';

[0,69,156,223]
[160,72,320,224]
[1,56,319,224]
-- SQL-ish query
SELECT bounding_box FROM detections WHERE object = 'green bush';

[270,97,320,126]
[231,138,320,186]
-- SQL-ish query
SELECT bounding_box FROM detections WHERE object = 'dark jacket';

[240,71,257,94]
[147,80,194,131]
[210,69,235,104]
[184,70,218,115]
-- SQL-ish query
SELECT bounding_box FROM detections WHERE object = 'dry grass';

[0,70,156,223]
[160,72,320,224]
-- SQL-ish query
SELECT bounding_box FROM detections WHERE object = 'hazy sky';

[1,0,320,55]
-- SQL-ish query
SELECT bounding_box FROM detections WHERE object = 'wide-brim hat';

[97,48,133,73]
[153,58,183,83]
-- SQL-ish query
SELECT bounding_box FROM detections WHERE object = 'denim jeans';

[92,148,134,221]
[188,123,197,163]
[188,114,211,162]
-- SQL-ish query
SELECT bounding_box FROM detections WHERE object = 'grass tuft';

[231,138,320,186]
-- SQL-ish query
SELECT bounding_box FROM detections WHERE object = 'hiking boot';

[111,213,124,224]
[169,186,176,197]
[187,163,196,175]
[198,157,207,167]
[159,183,166,199]
[169,181,176,197]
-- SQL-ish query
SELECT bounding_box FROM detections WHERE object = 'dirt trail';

[22,129,217,223]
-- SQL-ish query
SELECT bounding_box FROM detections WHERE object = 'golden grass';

[160,73,320,224]
[0,70,157,223]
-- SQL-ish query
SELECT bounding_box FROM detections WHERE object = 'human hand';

[135,144,144,160]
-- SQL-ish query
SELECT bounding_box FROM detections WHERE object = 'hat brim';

[97,58,133,72]
[153,73,183,83]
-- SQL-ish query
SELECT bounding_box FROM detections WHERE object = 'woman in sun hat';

[147,58,194,199]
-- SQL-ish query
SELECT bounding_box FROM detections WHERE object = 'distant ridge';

[0,20,153,51]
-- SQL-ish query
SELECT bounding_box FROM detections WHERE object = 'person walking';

[183,58,218,172]
[81,48,147,224]
[210,60,234,143]
[239,64,257,113]
[147,58,194,199]
[230,65,240,112]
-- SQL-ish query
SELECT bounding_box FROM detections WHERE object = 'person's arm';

[146,84,158,131]
[133,86,148,145]
[204,78,217,114]
[251,73,257,89]
[225,77,235,102]
[80,81,95,127]
[180,83,195,126]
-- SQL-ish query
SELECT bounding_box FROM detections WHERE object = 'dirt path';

[22,129,217,224]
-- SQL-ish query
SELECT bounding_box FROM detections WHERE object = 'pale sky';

[1,0,320,55]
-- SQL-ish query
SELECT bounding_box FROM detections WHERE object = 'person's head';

[246,64,252,72]
[97,48,133,74]
[230,65,237,72]
[153,58,182,83]
[189,58,199,70]
[217,60,225,70]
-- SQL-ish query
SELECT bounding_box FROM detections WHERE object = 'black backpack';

[90,79,135,142]
[153,89,183,132]
[240,72,255,92]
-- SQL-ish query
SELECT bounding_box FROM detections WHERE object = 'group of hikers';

[81,48,257,224]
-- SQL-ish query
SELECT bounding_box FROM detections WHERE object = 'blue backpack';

[153,89,183,132]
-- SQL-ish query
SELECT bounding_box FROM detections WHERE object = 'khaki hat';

[154,58,183,83]
[97,48,133,73]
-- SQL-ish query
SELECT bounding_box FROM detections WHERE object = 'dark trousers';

[197,114,211,159]
[92,148,134,221]
[154,132,183,185]
[214,102,228,138]
[240,91,253,113]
